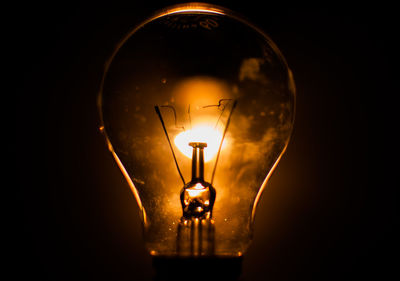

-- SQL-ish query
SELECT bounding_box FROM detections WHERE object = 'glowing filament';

[174,125,224,162]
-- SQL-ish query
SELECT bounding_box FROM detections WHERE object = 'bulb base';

[152,256,243,281]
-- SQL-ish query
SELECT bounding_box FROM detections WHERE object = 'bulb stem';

[189,142,207,182]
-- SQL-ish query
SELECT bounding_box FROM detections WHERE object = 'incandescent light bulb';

[98,2,295,268]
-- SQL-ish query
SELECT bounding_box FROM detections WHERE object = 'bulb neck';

[189,142,207,183]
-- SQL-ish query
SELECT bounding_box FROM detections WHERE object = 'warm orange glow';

[186,183,206,198]
[174,125,225,162]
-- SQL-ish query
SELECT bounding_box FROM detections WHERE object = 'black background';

[14,1,397,280]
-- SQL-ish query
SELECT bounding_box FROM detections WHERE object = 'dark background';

[14,1,397,280]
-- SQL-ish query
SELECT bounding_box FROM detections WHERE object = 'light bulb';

[98,3,295,260]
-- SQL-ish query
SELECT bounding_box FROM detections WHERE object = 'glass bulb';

[98,3,295,258]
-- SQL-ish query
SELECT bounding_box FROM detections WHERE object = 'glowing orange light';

[174,125,225,162]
